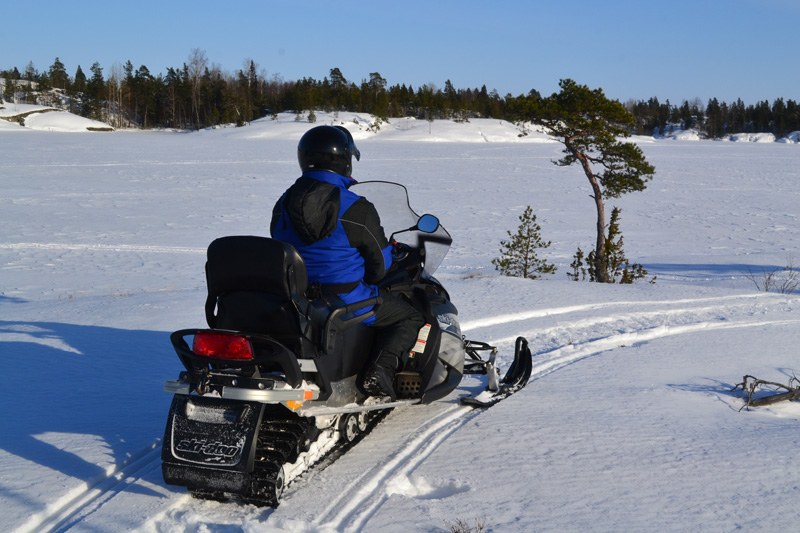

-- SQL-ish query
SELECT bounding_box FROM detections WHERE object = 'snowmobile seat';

[203,236,378,378]
[204,236,318,354]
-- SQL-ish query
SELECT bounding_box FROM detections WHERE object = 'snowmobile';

[161,181,533,506]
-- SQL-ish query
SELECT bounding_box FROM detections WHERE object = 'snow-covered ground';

[2,109,800,532]
[0,101,114,132]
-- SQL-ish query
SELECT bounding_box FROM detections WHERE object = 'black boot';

[362,352,399,401]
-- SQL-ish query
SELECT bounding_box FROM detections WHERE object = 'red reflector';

[192,332,254,360]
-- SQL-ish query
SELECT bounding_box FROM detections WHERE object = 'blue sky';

[2,0,797,106]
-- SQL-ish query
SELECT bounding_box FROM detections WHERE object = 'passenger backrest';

[204,236,308,337]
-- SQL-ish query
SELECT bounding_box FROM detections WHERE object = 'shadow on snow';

[0,320,182,502]
[644,262,785,277]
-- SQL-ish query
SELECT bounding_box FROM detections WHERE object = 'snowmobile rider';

[270,125,425,400]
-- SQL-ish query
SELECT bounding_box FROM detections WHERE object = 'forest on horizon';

[3,53,798,138]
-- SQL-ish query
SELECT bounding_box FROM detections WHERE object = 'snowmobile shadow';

[0,320,178,500]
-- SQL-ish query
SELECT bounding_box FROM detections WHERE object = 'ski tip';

[460,397,493,408]
[460,389,505,408]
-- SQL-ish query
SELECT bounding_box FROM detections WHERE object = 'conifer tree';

[601,207,649,283]
[72,65,86,93]
[571,207,651,284]
[3,73,14,102]
[492,206,556,280]
[48,57,68,91]
[83,62,105,119]
[567,248,588,281]
[519,79,655,282]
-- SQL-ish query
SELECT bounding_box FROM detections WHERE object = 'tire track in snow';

[527,318,800,380]
[38,296,792,531]
[460,293,768,332]
[301,294,799,531]
[15,442,163,533]
[462,293,800,384]
[480,299,783,348]
[311,403,475,532]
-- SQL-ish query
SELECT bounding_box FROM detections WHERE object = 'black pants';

[370,289,425,369]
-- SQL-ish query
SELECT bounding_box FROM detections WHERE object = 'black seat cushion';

[204,236,308,333]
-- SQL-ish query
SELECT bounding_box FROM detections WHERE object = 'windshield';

[350,181,451,279]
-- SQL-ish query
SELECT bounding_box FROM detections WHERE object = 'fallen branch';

[733,374,800,410]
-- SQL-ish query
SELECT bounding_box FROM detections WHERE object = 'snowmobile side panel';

[417,287,465,403]
[420,365,463,403]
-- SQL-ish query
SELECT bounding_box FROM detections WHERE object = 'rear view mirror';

[416,214,439,233]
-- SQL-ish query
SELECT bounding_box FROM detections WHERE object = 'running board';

[296,398,422,417]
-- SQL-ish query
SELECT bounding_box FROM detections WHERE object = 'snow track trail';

[137,401,480,532]
[309,404,474,532]
[458,292,800,448]
[29,291,800,532]
[15,442,163,533]
[463,293,800,378]
[259,293,800,531]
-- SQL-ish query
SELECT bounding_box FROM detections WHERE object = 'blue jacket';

[271,171,393,321]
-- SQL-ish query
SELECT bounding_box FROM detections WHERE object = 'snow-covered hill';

[2,98,800,142]
[2,113,800,532]
[0,100,114,132]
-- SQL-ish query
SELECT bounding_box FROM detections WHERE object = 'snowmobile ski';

[461,337,533,408]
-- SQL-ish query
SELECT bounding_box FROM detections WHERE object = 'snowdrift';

[0,101,113,132]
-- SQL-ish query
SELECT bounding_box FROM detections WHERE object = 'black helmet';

[297,125,361,177]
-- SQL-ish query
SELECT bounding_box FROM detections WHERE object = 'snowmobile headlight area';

[192,331,254,360]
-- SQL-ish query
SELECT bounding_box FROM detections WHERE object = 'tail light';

[192,331,254,360]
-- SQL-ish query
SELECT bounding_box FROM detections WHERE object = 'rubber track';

[190,405,389,507]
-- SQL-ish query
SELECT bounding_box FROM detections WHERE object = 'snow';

[780,131,800,144]
[0,101,113,132]
[2,107,800,532]
[730,132,777,143]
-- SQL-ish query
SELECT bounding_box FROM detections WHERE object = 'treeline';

[1,54,507,130]
[626,96,800,138]
[2,54,798,138]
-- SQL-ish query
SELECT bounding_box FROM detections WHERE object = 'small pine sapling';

[492,206,556,280]
[604,207,651,283]
[567,247,588,281]
[570,207,653,284]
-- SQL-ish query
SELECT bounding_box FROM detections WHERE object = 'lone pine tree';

[520,79,655,282]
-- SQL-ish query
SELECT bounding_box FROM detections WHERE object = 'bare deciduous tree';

[188,48,208,129]
[743,254,800,293]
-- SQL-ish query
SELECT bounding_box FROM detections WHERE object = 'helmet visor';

[335,126,360,161]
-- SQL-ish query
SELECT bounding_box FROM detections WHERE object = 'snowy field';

[2,110,800,532]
